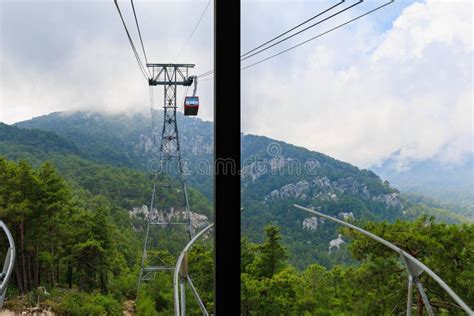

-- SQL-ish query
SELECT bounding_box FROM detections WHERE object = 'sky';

[0,0,215,122]
[241,0,473,168]
[0,0,473,169]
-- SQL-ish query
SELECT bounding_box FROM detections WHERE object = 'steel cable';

[241,0,363,62]
[114,0,149,80]
[131,0,151,77]
[176,0,212,59]
[240,0,345,58]
[241,0,395,71]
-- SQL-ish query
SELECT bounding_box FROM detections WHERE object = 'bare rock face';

[188,212,209,230]
[129,205,149,220]
[129,205,210,231]
[266,180,310,200]
[241,160,268,183]
[240,149,404,213]
[241,156,309,183]
[262,173,404,212]
[312,176,332,191]
[302,217,319,231]
[372,192,404,209]
[338,212,354,221]
[302,216,325,231]
[135,126,213,158]
[314,191,338,202]
[332,177,370,199]
[180,133,213,156]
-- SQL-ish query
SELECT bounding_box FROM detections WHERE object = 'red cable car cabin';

[184,96,199,116]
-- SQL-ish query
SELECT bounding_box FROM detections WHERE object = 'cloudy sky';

[1,0,472,169]
[241,0,472,168]
[0,0,215,121]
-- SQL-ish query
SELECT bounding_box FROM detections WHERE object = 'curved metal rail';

[0,221,15,308]
[174,223,214,316]
[293,204,473,315]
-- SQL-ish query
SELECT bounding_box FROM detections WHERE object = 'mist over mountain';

[15,110,214,198]
[372,150,474,217]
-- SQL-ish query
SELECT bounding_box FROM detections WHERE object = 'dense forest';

[241,222,473,315]
[0,157,214,315]
[1,155,471,314]
[1,113,472,314]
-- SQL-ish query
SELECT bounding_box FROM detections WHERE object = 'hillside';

[0,122,212,219]
[241,134,406,267]
[8,110,467,268]
[15,111,214,198]
[0,122,84,160]
[0,118,214,314]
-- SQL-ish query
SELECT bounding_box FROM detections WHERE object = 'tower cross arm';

[147,63,195,86]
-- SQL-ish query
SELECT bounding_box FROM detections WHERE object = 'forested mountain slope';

[0,122,83,159]
[0,119,214,314]
[0,122,212,218]
[15,111,214,198]
[241,134,406,267]
[2,110,472,314]
[9,111,467,268]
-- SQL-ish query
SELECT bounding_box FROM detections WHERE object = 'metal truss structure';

[137,64,196,294]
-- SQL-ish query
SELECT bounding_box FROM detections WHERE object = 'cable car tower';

[137,63,196,294]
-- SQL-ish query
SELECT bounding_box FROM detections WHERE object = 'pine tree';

[254,225,288,278]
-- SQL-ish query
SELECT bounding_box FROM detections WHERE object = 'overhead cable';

[197,69,214,78]
[240,0,345,58]
[241,0,395,71]
[241,0,363,62]
[176,0,212,58]
[131,0,151,77]
[114,0,149,80]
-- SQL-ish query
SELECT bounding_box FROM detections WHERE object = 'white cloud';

[0,0,214,124]
[241,0,473,168]
[1,0,472,169]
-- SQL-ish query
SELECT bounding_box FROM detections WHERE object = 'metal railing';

[174,223,214,316]
[0,220,15,309]
[293,204,473,316]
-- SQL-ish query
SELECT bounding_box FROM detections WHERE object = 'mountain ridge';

[4,110,469,267]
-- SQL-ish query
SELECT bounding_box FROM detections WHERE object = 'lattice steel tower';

[137,64,196,293]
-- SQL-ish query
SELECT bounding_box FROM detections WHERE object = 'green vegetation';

[0,157,139,311]
[14,111,214,200]
[135,242,214,315]
[402,202,473,224]
[2,112,472,314]
[242,221,473,315]
[404,192,474,221]
[0,156,213,314]
[241,134,409,268]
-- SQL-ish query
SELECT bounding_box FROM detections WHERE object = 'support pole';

[174,224,214,316]
[413,277,434,316]
[187,276,209,316]
[180,279,186,316]
[407,275,413,316]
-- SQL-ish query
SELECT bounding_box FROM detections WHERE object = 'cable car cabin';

[184,96,199,116]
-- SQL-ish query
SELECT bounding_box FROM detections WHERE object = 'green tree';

[254,225,288,278]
